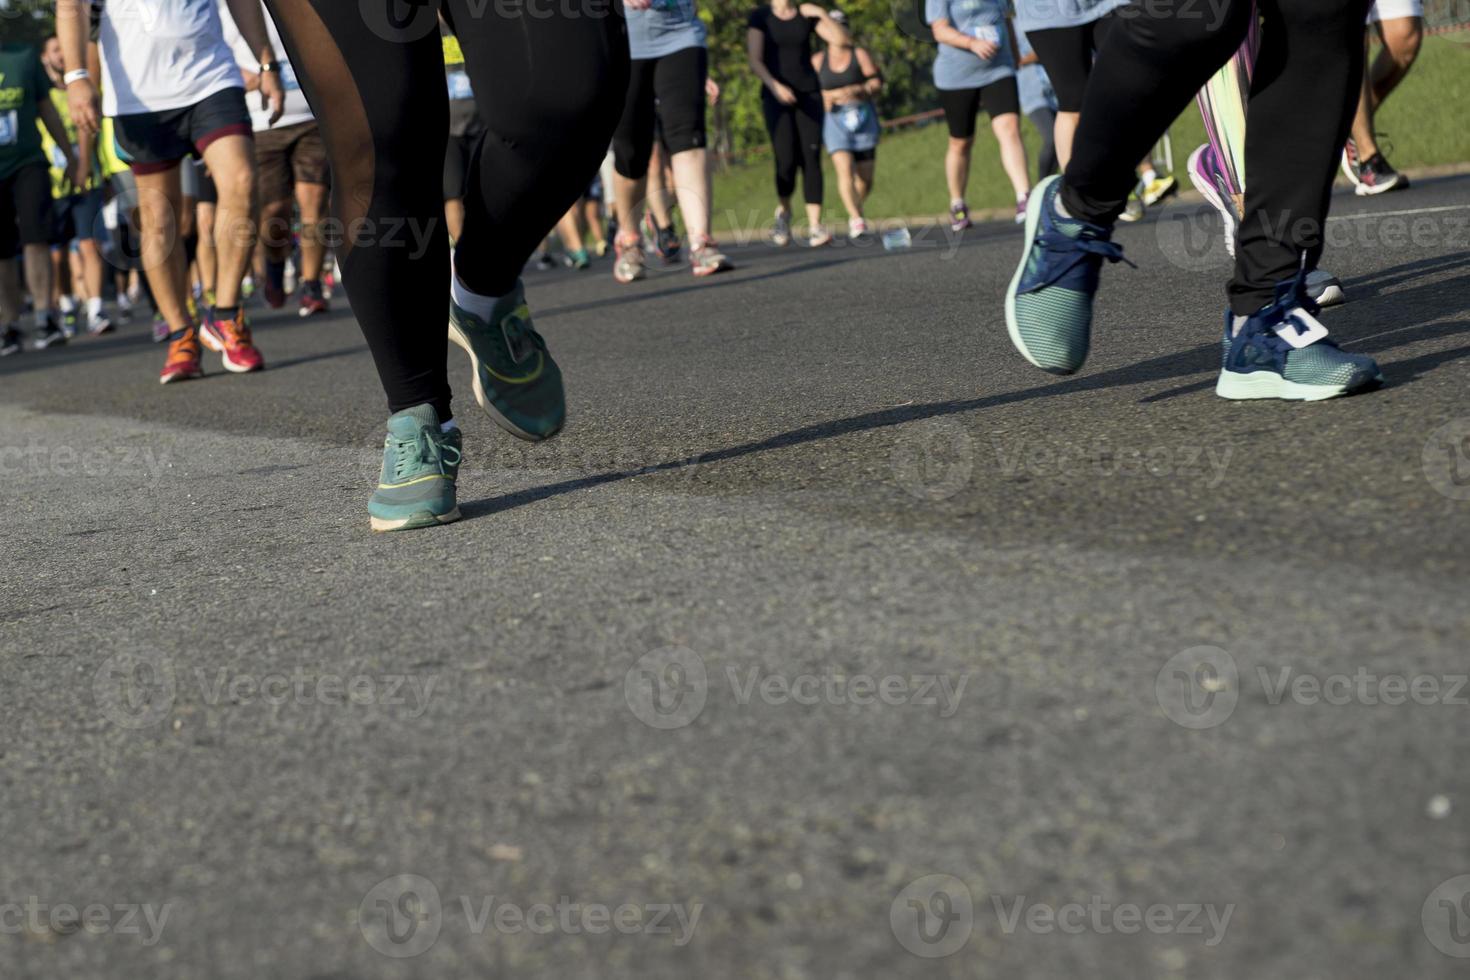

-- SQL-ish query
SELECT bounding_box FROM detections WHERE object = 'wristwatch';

[258,61,281,74]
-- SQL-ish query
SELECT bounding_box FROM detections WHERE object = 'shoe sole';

[1355,176,1401,196]
[1340,148,1360,186]
[446,320,563,443]
[1005,175,1061,374]
[692,259,733,278]
[220,356,264,374]
[159,369,203,385]
[1187,145,1238,260]
[1215,369,1383,401]
[370,507,463,532]
[199,328,223,354]
[299,306,329,318]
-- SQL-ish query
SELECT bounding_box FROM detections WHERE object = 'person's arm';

[747,22,796,104]
[56,0,100,136]
[38,97,79,179]
[931,17,998,59]
[221,0,285,124]
[856,47,882,99]
[799,4,848,46]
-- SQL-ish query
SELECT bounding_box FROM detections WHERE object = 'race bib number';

[840,105,869,133]
[446,68,474,101]
[0,111,17,147]
[972,24,1000,44]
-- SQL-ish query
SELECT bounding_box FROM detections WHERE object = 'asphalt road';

[3,175,1469,979]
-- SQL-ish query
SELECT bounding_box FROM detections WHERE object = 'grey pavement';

[2,176,1469,979]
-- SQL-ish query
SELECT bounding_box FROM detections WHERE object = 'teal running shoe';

[1005,175,1132,376]
[447,280,565,442]
[1216,270,1382,402]
[368,405,463,532]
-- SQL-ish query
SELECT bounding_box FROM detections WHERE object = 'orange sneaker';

[159,327,204,385]
[200,309,265,373]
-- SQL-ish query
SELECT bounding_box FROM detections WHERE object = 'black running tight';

[262,0,629,419]
[1060,0,1371,313]
[762,92,824,205]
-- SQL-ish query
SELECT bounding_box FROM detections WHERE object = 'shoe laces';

[1031,222,1135,289]
[215,314,253,346]
[391,425,462,481]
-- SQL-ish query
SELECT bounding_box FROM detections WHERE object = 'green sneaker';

[368,405,463,533]
[447,280,565,442]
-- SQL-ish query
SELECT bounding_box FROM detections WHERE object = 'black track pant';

[262,0,629,420]
[762,92,824,206]
[1059,0,1370,314]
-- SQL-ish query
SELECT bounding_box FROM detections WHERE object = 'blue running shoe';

[368,405,463,532]
[1005,175,1132,375]
[1216,270,1382,402]
[447,280,566,442]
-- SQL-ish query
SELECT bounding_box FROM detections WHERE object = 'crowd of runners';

[0,0,1431,528]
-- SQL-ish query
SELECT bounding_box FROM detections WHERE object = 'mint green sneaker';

[447,280,565,442]
[368,405,463,533]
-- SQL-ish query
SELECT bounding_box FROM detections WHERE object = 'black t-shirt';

[747,6,820,93]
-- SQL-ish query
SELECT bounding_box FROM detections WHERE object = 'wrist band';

[63,69,90,85]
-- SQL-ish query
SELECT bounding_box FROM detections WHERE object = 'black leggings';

[262,0,628,420]
[1027,16,1115,113]
[613,46,708,179]
[1060,0,1370,313]
[761,92,824,205]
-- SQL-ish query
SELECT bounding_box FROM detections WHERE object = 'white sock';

[117,293,133,312]
[1141,167,1158,185]
[1017,191,1028,203]
[34,309,51,329]
[59,295,75,313]
[450,256,505,322]
[441,419,459,433]
[951,198,965,209]
[87,297,103,320]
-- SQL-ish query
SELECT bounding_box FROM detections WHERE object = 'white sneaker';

[772,209,792,247]
[848,217,869,239]
[1305,269,1346,308]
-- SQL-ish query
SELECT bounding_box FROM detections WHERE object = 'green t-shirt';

[0,43,51,181]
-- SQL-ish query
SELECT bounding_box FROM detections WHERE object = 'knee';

[218,163,254,207]
[948,137,973,155]
[992,114,1020,138]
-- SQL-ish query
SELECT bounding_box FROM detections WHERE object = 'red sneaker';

[159,328,204,385]
[262,281,287,309]
[298,281,330,318]
[201,311,265,373]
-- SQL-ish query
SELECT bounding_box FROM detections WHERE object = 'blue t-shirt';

[924,0,1015,91]
[1013,0,1128,33]
[626,0,708,60]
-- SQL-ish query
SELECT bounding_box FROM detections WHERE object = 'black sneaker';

[655,224,682,264]
[1,326,22,356]
[33,317,67,350]
[1355,153,1403,196]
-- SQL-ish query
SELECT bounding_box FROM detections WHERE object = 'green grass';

[711,35,1470,235]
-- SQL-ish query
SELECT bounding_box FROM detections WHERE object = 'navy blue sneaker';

[1216,270,1382,401]
[1005,175,1132,375]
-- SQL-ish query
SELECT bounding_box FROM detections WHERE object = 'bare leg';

[133,167,191,334]
[196,202,218,299]
[946,136,973,202]
[296,181,328,282]
[854,158,875,207]
[830,150,861,222]
[200,134,258,310]
[992,112,1032,199]
[669,147,712,242]
[1054,110,1079,171]
[444,198,466,243]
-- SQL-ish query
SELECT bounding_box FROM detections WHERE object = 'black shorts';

[1026,16,1116,112]
[612,45,708,179]
[0,163,53,259]
[939,78,1021,140]
[851,148,876,163]
[443,131,482,202]
[114,87,253,175]
[50,189,105,245]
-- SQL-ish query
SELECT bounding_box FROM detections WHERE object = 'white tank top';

[98,0,244,116]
